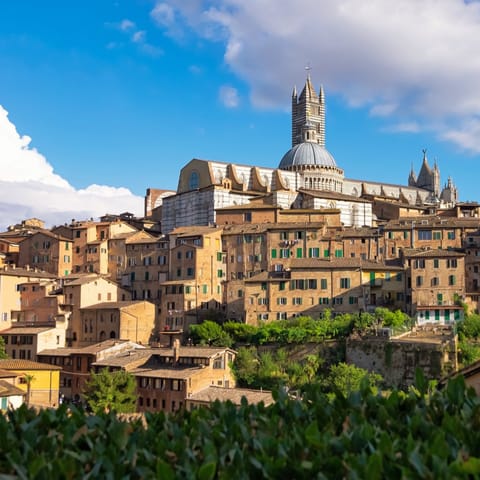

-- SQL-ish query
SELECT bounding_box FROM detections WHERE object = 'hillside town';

[2,76,480,411]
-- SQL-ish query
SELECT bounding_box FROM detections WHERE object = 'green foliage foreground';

[2,373,480,479]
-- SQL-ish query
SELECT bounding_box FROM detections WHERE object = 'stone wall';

[346,328,457,388]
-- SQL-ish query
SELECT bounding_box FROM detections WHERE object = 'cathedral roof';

[279,141,337,169]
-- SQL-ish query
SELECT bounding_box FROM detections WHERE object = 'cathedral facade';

[160,76,458,234]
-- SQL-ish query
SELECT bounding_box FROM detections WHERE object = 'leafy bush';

[1,373,480,478]
[189,320,233,347]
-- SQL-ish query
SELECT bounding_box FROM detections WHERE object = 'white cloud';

[0,105,143,230]
[382,122,421,134]
[120,19,136,31]
[151,3,176,28]
[219,85,239,108]
[159,0,480,151]
[132,30,146,43]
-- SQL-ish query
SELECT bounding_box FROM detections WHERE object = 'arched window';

[110,331,116,339]
[189,171,199,190]
[99,331,106,341]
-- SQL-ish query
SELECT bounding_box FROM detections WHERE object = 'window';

[418,230,432,241]
[277,297,287,305]
[244,212,252,222]
[280,232,288,240]
[271,249,277,259]
[416,276,424,287]
[308,279,317,289]
[414,259,425,269]
[296,248,303,258]
[349,296,358,304]
[447,259,458,268]
[340,278,350,289]
[261,282,267,290]
[320,279,328,289]
[433,231,441,240]
[324,249,330,258]
[433,259,439,268]
[293,297,302,305]
[334,297,343,305]
[447,231,455,240]
[187,267,194,276]
[334,250,343,258]
[431,277,439,287]
[396,273,402,282]
[319,297,329,304]
[277,312,287,320]
[279,281,286,291]
[309,247,320,258]
[437,293,443,305]
[258,298,268,305]
[449,275,456,286]
[217,269,223,278]
[280,249,290,258]
[202,285,208,294]
[189,171,199,189]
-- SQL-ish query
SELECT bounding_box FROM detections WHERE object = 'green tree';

[189,320,233,347]
[23,374,35,407]
[374,307,411,328]
[231,346,259,387]
[83,369,136,414]
[326,362,383,397]
[458,313,480,339]
[0,336,7,359]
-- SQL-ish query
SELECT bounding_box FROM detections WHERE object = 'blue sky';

[1,0,480,228]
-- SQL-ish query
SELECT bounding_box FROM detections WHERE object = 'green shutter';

[296,248,303,258]
[271,249,277,259]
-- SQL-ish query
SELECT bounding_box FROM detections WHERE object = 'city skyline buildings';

[1,1,480,229]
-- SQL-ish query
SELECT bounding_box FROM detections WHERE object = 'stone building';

[17,230,73,277]
[0,359,61,408]
[157,75,458,234]
[158,226,225,337]
[79,300,155,345]
[402,248,465,323]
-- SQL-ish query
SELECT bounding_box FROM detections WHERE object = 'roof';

[0,380,26,398]
[403,248,464,258]
[63,274,112,286]
[81,300,153,310]
[216,203,279,212]
[0,359,62,371]
[38,339,137,356]
[133,366,205,380]
[279,142,337,169]
[300,189,371,203]
[0,267,57,279]
[187,386,274,406]
[92,349,153,368]
[0,369,18,379]
[170,226,223,237]
[0,327,52,335]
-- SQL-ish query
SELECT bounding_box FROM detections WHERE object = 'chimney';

[173,338,180,363]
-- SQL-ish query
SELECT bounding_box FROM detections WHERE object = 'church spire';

[292,70,325,147]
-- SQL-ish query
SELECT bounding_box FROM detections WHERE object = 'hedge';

[1,372,480,478]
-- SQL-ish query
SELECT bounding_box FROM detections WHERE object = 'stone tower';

[291,75,325,147]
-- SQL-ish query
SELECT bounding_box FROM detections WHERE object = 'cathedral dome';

[279,141,337,170]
